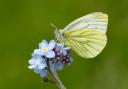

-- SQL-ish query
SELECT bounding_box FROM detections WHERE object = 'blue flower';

[28,40,72,79]
[33,40,56,58]
[28,56,46,70]
[62,47,70,56]
[56,62,63,70]
[40,69,47,77]
[56,43,70,56]
[34,67,47,78]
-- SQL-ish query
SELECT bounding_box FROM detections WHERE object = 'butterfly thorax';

[54,29,66,43]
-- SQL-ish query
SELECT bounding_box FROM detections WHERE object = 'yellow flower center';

[42,48,48,53]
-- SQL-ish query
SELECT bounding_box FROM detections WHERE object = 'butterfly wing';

[64,29,107,58]
[63,12,108,33]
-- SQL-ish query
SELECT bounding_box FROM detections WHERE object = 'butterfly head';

[54,29,65,42]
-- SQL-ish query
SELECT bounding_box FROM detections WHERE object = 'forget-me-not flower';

[28,40,72,79]
[28,56,46,70]
[55,43,70,56]
[56,62,63,70]
[28,56,48,77]
[33,40,56,58]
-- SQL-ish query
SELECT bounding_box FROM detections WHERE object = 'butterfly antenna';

[50,23,59,42]
[50,23,58,30]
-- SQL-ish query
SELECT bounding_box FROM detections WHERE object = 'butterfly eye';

[63,33,66,38]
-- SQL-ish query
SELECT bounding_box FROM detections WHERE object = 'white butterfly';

[54,12,108,58]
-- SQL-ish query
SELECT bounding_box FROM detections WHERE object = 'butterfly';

[54,12,108,58]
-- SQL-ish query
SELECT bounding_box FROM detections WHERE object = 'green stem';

[49,63,66,89]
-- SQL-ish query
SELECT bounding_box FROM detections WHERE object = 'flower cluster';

[28,40,72,78]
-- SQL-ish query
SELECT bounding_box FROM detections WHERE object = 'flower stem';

[49,63,66,89]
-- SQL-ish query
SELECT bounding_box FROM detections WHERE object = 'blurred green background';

[0,0,128,89]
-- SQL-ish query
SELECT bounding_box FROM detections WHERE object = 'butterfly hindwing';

[64,29,107,58]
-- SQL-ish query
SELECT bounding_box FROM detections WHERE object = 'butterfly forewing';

[63,12,108,33]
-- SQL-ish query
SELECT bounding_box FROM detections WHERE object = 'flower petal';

[62,49,67,56]
[34,49,44,56]
[34,67,41,73]
[28,64,36,69]
[39,40,48,49]
[48,40,56,50]
[28,59,36,65]
[40,70,47,77]
[63,47,70,56]
[56,62,63,70]
[34,57,43,65]
[57,43,64,48]
[33,49,40,54]
[41,58,47,65]
[46,51,55,58]
[37,63,46,70]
